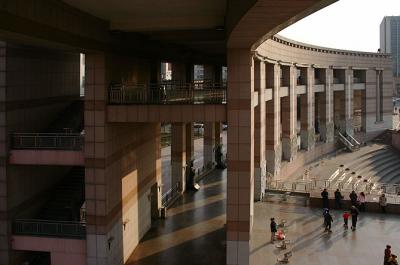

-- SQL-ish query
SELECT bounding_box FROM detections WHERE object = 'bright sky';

[279,0,400,52]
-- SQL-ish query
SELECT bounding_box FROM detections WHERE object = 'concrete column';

[171,123,186,192]
[185,123,194,164]
[185,63,194,84]
[150,60,161,84]
[85,53,161,264]
[265,64,282,176]
[300,67,315,150]
[214,65,222,84]
[281,65,297,161]
[319,68,335,142]
[172,62,186,84]
[226,49,254,265]
[203,64,215,83]
[340,69,354,136]
[215,122,222,146]
[254,61,266,201]
[204,122,216,169]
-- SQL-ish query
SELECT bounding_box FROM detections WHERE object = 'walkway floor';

[251,199,400,265]
[127,167,400,265]
[127,169,227,265]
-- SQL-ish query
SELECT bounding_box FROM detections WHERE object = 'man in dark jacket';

[334,189,343,209]
[350,205,359,231]
[321,188,329,208]
[324,210,333,232]
[270,218,277,242]
[350,190,358,206]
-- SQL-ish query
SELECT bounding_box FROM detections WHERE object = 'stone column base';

[320,122,334,143]
[282,136,297,161]
[266,144,282,177]
[301,128,315,151]
[254,160,266,201]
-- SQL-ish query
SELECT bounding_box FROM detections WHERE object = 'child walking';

[342,211,350,229]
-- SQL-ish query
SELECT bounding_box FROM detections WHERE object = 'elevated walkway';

[9,100,84,165]
[107,83,227,123]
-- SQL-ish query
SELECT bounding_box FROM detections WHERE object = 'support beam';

[281,65,297,161]
[254,60,266,200]
[204,122,216,169]
[319,68,334,142]
[226,49,254,265]
[265,64,281,176]
[300,67,315,150]
[171,123,186,192]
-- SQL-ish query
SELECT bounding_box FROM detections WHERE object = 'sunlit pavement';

[251,199,400,265]
[127,169,227,265]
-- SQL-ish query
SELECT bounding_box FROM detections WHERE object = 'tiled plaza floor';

[127,168,400,265]
[251,198,400,265]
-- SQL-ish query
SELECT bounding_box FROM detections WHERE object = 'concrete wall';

[85,53,161,265]
[0,43,80,265]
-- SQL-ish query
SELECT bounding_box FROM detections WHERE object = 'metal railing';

[266,178,400,204]
[13,219,86,239]
[109,83,227,105]
[161,182,181,207]
[11,133,84,150]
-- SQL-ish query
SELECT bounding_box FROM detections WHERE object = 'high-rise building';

[380,16,400,95]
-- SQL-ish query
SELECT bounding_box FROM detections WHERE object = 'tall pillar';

[319,68,335,142]
[281,65,297,161]
[300,67,315,150]
[214,65,222,84]
[85,53,161,264]
[185,63,194,84]
[203,64,215,83]
[254,60,266,200]
[265,64,281,176]
[343,69,354,136]
[150,60,161,84]
[186,123,194,164]
[215,122,222,146]
[171,123,186,192]
[204,122,216,169]
[172,62,186,84]
[226,49,254,265]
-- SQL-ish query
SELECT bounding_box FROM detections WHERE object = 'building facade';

[380,16,400,95]
[0,1,394,265]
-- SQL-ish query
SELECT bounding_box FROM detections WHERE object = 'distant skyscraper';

[380,16,400,95]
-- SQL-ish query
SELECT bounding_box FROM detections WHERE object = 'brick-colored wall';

[85,53,161,265]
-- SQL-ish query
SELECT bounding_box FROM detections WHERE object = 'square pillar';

[343,69,354,136]
[203,64,215,84]
[319,68,335,142]
[300,67,315,150]
[204,122,216,169]
[226,49,254,265]
[265,64,281,176]
[171,123,186,192]
[254,60,266,200]
[281,65,297,161]
[186,123,194,164]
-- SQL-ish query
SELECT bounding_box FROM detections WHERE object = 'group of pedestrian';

[321,189,361,232]
[384,245,398,265]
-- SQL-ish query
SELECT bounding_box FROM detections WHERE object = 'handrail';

[337,131,354,151]
[161,182,181,207]
[347,134,360,146]
[109,83,227,105]
[13,219,86,239]
[11,133,84,150]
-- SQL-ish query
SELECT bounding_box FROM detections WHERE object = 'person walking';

[270,218,277,243]
[342,211,350,230]
[379,193,388,213]
[350,205,359,231]
[334,189,343,209]
[321,188,329,209]
[384,245,392,265]
[358,192,366,212]
[350,190,358,206]
[324,210,333,232]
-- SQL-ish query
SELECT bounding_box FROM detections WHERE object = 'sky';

[278,0,400,52]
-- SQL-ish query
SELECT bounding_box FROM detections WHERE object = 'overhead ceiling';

[62,0,227,31]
